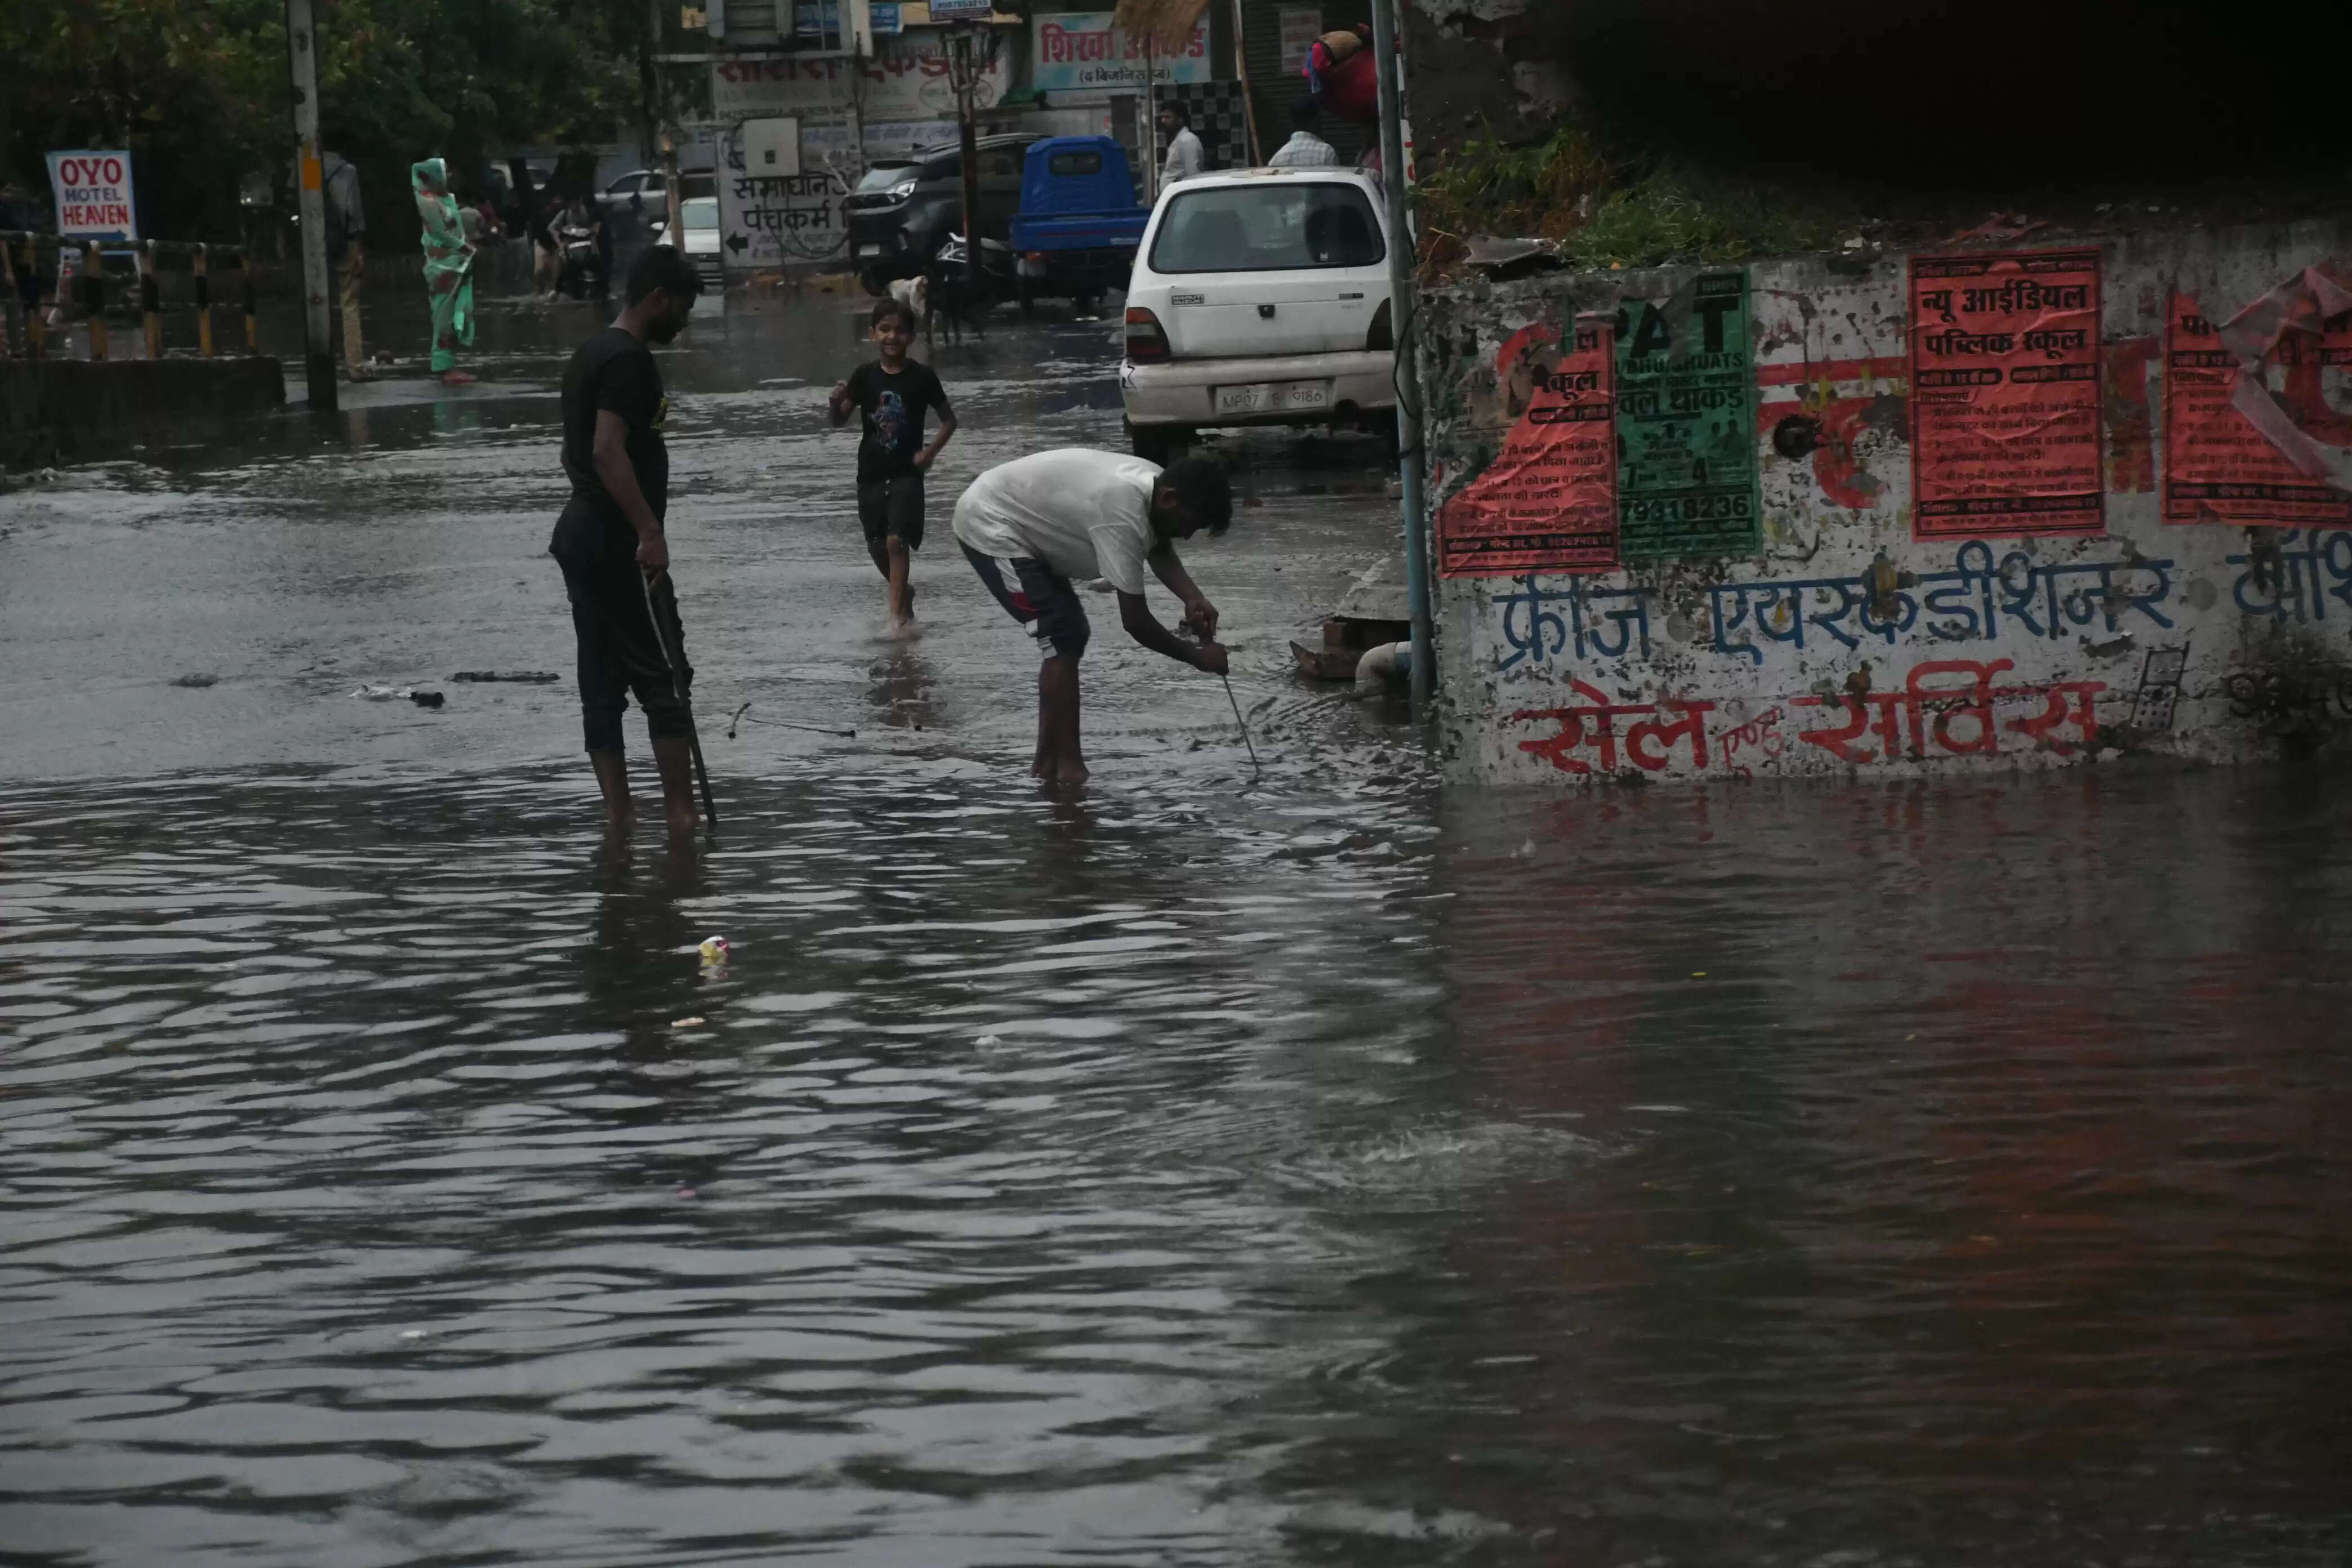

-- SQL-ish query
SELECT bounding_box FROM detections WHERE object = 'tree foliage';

[2,0,653,247]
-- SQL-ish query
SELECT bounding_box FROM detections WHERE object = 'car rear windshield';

[1148,182,1384,274]
[682,198,719,231]
[1048,151,1103,176]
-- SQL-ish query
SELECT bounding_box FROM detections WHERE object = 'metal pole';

[1142,35,1159,207]
[1370,0,1433,715]
[1228,0,1262,167]
[82,242,108,362]
[649,0,685,244]
[955,30,981,291]
[194,244,215,357]
[284,0,337,412]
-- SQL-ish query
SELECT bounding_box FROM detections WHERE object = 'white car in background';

[1119,168,1395,464]
[653,195,726,293]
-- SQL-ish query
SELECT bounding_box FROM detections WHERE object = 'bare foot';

[440,369,477,386]
[1052,762,1090,787]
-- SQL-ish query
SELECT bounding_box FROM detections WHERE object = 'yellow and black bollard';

[0,233,19,358]
[82,242,108,362]
[25,237,47,359]
[194,244,215,358]
[240,252,259,354]
[140,240,163,360]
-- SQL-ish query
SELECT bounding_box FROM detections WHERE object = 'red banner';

[1436,319,1620,576]
[1909,250,2104,540]
[2162,289,2352,528]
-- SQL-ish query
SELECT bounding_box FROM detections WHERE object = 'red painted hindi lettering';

[1909,250,2104,540]
[1436,318,1620,576]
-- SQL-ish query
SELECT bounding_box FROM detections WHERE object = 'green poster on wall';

[1614,269,1761,560]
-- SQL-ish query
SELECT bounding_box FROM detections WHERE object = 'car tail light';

[1366,298,1394,352]
[1024,251,1047,264]
[1126,306,1171,363]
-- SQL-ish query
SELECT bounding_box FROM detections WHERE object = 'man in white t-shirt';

[1159,101,1205,189]
[955,448,1232,786]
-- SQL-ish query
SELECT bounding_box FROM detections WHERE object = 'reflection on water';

[4,760,2349,1564]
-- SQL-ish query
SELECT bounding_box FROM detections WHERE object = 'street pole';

[283,0,336,413]
[1370,0,1432,714]
[952,29,981,291]
[650,0,684,243]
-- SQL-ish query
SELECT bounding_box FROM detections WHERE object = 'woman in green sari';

[411,158,476,386]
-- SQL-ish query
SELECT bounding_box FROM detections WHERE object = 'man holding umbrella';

[549,246,709,834]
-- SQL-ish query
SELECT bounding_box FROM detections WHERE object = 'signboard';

[870,1,901,30]
[2162,289,2352,528]
[718,119,851,272]
[1438,319,1620,575]
[1908,249,2104,540]
[1031,10,1212,96]
[1278,6,1324,73]
[1615,270,1761,560]
[46,150,136,240]
[714,32,1008,120]
[929,0,995,16]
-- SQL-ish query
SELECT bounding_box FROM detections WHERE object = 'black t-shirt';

[550,327,667,569]
[846,360,949,483]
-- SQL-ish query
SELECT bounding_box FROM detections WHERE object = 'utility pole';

[948,27,982,290]
[649,0,684,243]
[1370,0,1432,713]
[284,0,335,412]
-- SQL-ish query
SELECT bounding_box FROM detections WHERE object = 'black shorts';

[857,476,925,572]
[961,544,1091,662]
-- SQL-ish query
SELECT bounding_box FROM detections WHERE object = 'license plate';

[1214,380,1331,416]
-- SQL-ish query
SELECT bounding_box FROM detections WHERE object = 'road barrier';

[0,232,260,362]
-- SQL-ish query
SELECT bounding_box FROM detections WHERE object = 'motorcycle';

[555,220,602,300]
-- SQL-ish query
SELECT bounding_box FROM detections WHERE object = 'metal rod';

[1220,672,1261,772]
[1228,0,1262,166]
[640,570,719,828]
[1369,0,1435,717]
[284,0,337,411]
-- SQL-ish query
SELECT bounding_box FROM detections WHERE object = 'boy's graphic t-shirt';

[847,360,949,483]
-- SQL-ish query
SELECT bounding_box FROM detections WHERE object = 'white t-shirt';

[953,449,1162,594]
[1161,126,1205,187]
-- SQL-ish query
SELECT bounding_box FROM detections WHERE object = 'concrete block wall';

[1415,218,2352,785]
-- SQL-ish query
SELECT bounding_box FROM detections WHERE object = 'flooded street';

[3,292,2349,1566]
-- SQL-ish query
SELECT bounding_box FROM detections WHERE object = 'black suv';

[846,133,1034,294]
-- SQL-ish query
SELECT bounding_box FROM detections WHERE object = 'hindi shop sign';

[47,150,137,240]
[1031,11,1212,96]
[713,33,1007,121]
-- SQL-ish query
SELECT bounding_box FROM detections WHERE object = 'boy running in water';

[954,448,1232,785]
[829,300,956,630]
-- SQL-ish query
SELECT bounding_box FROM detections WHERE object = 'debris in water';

[699,936,730,965]
[353,685,444,707]
[677,1186,698,1199]
[671,1016,707,1029]
[411,691,444,709]
[171,674,218,688]
[451,671,559,683]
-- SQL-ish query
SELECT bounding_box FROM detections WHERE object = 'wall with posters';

[1415,217,2352,785]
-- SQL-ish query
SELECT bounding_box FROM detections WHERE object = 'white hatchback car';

[1120,168,1395,462]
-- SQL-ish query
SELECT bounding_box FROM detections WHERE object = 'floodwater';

[3,288,2349,1566]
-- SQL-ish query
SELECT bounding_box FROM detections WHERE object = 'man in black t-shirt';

[827,299,957,630]
[549,246,705,834]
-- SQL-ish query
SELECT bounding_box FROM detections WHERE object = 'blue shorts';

[960,544,1091,662]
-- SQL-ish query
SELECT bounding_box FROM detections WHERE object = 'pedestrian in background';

[530,193,562,299]
[828,298,958,632]
[1267,99,1339,168]
[411,158,477,385]
[1158,100,1204,188]
[548,247,706,834]
[323,152,369,380]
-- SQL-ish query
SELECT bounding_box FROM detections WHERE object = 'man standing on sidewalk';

[322,152,369,380]
[548,247,706,834]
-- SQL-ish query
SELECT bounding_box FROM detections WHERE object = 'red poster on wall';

[1436,318,1620,576]
[2162,289,2352,528]
[1909,249,2104,540]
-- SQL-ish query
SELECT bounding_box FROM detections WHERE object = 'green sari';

[411,158,475,373]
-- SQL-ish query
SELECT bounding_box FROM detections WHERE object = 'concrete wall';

[1415,218,2352,785]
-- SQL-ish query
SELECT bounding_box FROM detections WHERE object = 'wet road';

[3,291,2350,1566]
